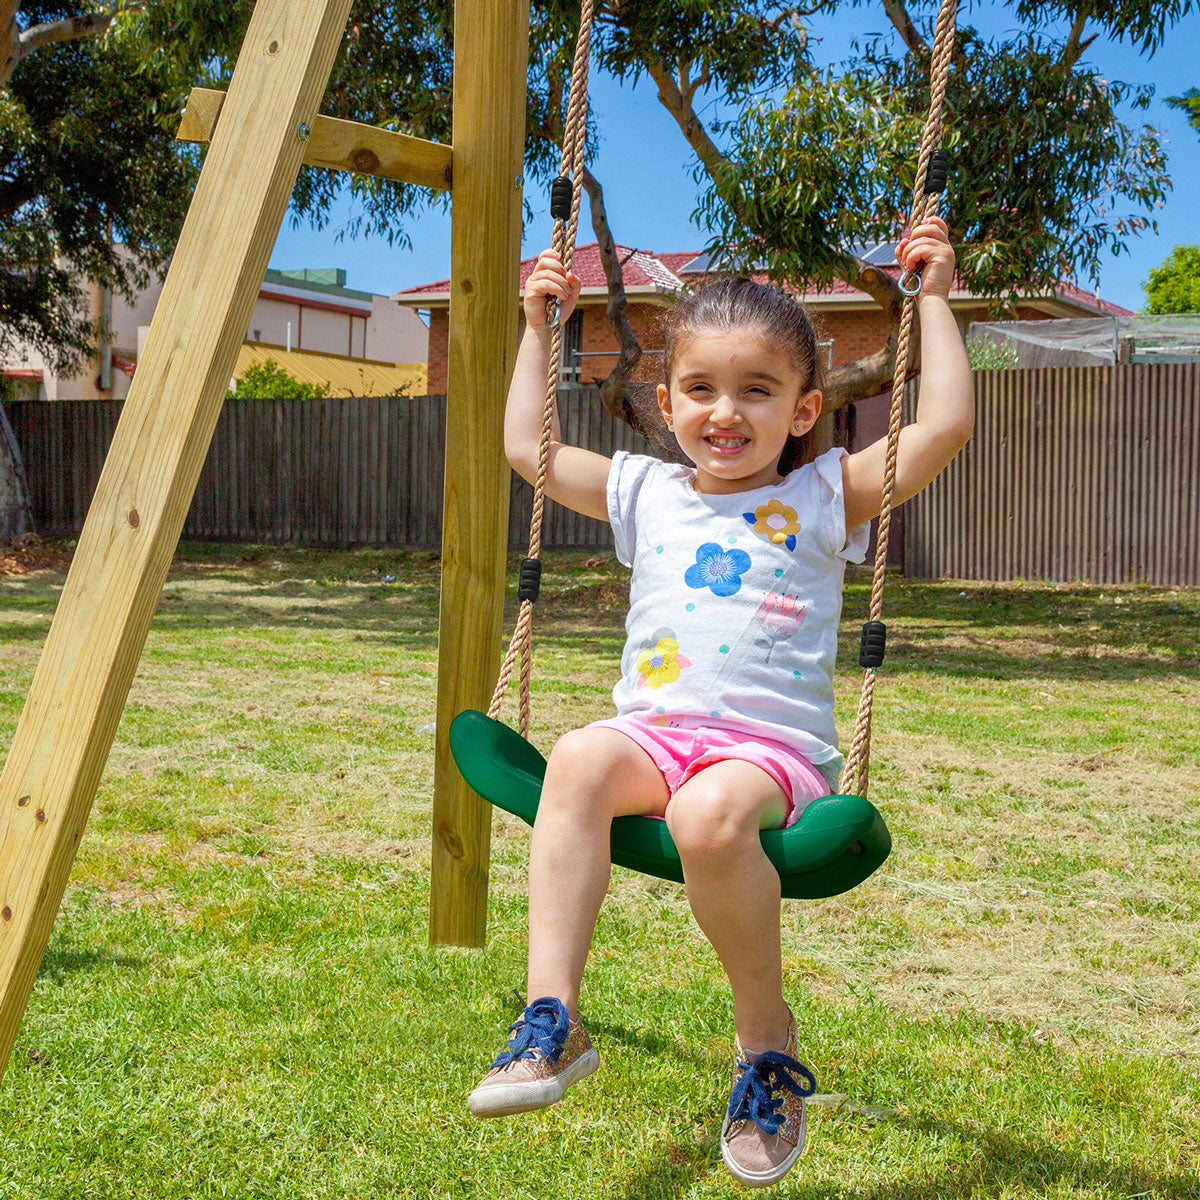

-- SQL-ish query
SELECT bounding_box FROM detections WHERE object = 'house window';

[559,310,584,386]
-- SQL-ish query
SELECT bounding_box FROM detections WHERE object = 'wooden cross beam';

[0,0,529,1081]
[177,87,453,192]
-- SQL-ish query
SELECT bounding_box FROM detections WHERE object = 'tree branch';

[3,0,21,83]
[0,177,37,223]
[822,257,914,413]
[580,164,681,456]
[645,61,730,183]
[3,3,145,86]
[1060,9,1097,70]
[881,0,927,57]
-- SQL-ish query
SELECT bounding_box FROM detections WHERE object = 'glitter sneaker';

[467,996,600,1118]
[720,1011,818,1187]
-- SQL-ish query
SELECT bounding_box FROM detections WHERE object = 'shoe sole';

[467,1046,601,1118]
[720,1106,807,1188]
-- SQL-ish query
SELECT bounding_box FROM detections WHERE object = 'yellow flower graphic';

[635,636,692,690]
[746,498,802,550]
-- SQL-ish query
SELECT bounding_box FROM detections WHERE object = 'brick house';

[393,240,1132,397]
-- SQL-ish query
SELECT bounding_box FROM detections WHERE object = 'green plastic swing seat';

[450,709,892,900]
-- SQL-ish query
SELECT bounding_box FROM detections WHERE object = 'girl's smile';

[657,330,821,494]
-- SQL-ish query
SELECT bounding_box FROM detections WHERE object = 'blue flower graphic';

[684,542,752,597]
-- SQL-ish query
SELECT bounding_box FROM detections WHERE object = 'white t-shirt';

[606,447,870,785]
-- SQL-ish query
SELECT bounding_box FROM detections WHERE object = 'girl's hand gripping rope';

[524,249,582,331]
[896,216,956,302]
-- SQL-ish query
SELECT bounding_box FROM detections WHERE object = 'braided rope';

[488,0,595,736]
[839,0,958,798]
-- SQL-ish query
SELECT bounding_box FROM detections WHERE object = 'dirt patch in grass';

[0,534,72,578]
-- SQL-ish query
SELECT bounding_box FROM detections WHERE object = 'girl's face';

[657,329,821,494]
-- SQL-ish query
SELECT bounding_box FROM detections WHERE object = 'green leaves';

[1167,86,1200,137]
[227,360,330,401]
[1142,244,1200,314]
[691,67,922,291]
[691,19,1171,309]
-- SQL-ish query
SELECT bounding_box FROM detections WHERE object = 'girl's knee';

[547,727,626,780]
[666,782,760,859]
[540,727,643,819]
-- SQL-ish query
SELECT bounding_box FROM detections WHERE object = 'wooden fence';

[6,389,658,551]
[902,364,1200,585]
[8,364,1199,583]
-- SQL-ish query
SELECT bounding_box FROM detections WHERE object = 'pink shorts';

[587,716,831,829]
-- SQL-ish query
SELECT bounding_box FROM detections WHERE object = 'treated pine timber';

[178,86,453,192]
[0,0,355,1080]
[429,0,531,946]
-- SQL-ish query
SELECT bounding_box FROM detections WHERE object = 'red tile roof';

[394,242,690,297]
[394,241,1132,316]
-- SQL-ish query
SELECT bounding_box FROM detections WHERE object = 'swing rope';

[487,0,596,736]
[839,0,958,799]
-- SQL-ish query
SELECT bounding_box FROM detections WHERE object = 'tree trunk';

[0,402,32,541]
[641,57,921,412]
[579,166,683,459]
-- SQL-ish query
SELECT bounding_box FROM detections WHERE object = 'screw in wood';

[297,122,311,143]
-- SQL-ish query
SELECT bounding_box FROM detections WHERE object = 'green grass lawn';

[1,541,1198,1198]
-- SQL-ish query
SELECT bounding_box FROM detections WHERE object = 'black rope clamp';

[924,149,949,195]
[550,175,573,220]
[859,620,887,669]
[517,557,543,604]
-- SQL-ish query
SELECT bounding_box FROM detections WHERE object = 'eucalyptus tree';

[1169,87,1199,135]
[0,0,1193,534]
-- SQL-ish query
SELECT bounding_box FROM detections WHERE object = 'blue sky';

[268,3,1200,312]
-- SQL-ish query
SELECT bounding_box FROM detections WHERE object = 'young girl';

[469,219,973,1188]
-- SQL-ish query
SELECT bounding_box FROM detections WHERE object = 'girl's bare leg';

[665,761,792,1053]
[526,727,669,1015]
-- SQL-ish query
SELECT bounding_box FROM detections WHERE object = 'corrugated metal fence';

[8,366,1199,583]
[903,364,1200,584]
[6,389,658,551]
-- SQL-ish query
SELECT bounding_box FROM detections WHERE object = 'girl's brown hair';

[660,277,825,474]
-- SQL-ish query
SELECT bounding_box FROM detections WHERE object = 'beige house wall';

[4,251,428,401]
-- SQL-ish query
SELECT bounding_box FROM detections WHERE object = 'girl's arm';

[842,217,975,531]
[505,249,612,521]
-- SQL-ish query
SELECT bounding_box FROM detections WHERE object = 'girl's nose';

[711,395,740,424]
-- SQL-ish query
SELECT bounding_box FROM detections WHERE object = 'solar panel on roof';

[684,243,900,275]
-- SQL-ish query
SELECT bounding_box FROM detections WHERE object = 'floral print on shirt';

[754,591,807,664]
[684,543,752,597]
[635,635,692,689]
[744,499,801,551]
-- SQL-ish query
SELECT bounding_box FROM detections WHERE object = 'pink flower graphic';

[754,592,807,663]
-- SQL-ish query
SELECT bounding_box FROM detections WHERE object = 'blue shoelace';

[489,996,571,1071]
[727,1050,818,1135]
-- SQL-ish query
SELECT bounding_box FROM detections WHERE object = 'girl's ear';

[657,383,674,428]
[792,388,822,434]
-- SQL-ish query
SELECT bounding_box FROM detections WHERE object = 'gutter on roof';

[260,281,374,315]
[393,283,677,308]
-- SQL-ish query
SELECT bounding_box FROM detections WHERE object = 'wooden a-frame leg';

[429,0,532,946]
[0,0,354,1081]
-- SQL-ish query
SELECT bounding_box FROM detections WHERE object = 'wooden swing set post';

[429,0,532,948]
[0,0,530,1080]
